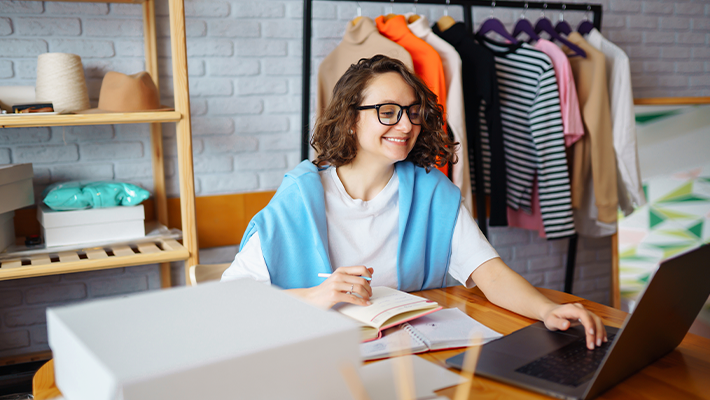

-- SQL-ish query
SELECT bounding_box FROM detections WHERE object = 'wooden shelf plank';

[25,0,145,3]
[0,239,188,281]
[0,111,181,128]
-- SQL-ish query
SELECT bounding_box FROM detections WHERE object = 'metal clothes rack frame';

[300,0,603,294]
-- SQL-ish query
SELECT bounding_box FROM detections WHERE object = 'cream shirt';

[586,28,646,216]
[406,14,472,214]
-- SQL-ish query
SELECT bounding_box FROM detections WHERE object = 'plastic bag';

[42,181,150,211]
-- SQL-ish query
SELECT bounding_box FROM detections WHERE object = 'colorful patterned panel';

[618,165,710,309]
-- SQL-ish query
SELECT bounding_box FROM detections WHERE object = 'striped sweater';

[476,36,575,239]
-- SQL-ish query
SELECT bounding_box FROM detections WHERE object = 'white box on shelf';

[0,211,15,252]
[37,204,145,247]
[0,163,34,215]
[47,278,361,400]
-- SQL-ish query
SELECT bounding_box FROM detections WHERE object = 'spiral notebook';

[360,308,503,361]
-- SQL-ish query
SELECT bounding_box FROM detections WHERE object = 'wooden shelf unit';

[0,239,189,281]
[1,0,199,286]
[0,111,182,128]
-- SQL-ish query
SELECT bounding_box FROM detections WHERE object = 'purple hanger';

[577,20,594,35]
[513,18,539,43]
[555,20,572,35]
[535,16,586,57]
[512,4,539,43]
[479,18,518,44]
[577,6,595,35]
[478,2,518,44]
[554,4,572,35]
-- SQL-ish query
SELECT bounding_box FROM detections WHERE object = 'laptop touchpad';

[486,322,581,358]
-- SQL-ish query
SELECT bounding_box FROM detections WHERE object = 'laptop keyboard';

[515,333,616,387]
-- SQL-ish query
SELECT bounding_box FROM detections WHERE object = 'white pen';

[317,273,372,281]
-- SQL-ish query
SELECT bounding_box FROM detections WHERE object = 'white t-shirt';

[222,167,499,288]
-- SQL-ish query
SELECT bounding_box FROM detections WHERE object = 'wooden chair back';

[188,263,231,285]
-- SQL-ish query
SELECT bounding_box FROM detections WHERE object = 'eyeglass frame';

[356,103,423,126]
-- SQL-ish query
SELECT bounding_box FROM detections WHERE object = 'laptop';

[446,244,710,400]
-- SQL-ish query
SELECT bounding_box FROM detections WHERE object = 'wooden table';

[33,286,710,400]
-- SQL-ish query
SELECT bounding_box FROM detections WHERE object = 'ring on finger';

[349,284,354,294]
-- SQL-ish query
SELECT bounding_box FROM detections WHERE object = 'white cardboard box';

[0,163,34,215]
[47,279,361,400]
[0,211,14,252]
[38,204,145,247]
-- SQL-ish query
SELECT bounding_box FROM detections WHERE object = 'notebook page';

[360,355,467,400]
[360,324,428,361]
[335,286,438,329]
[408,308,503,350]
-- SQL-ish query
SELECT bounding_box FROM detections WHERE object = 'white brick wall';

[1,0,709,360]
[0,266,161,359]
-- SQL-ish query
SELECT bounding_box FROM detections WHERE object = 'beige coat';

[566,32,618,224]
[316,17,414,117]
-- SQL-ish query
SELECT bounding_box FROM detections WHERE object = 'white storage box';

[38,204,145,247]
[47,278,361,400]
[0,163,34,215]
[0,211,15,252]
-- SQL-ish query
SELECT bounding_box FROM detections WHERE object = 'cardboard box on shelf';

[0,163,34,215]
[0,211,15,253]
[38,204,145,247]
[47,278,361,400]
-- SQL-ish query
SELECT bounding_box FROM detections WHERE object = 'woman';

[223,55,606,349]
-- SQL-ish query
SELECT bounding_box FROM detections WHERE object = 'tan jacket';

[316,17,414,116]
[566,32,618,224]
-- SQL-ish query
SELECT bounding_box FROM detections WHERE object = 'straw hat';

[76,71,172,114]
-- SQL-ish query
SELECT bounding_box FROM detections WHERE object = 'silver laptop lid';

[584,244,710,399]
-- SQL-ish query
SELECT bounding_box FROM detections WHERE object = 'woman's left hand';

[542,303,607,350]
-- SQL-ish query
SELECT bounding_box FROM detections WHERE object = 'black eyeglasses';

[357,103,423,126]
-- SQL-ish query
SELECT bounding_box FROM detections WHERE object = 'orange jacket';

[376,15,449,177]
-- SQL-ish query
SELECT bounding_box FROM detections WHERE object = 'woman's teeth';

[384,137,406,143]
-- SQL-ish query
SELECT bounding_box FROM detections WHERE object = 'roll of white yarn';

[35,53,90,113]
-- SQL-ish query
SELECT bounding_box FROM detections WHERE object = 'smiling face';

[352,72,421,169]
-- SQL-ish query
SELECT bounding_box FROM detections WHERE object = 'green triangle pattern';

[688,220,703,238]
[619,254,658,262]
[619,248,636,258]
[647,244,696,258]
[649,208,666,228]
[657,194,710,203]
[656,181,693,203]
[659,229,696,240]
[654,207,696,220]
[635,110,683,124]
[648,243,695,250]
[643,183,648,202]
[638,273,651,284]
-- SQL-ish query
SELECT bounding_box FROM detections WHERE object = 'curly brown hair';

[311,55,457,171]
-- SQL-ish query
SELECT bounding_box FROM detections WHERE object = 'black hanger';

[512,3,539,43]
[554,4,572,35]
[478,1,518,44]
[534,4,585,57]
[577,5,595,35]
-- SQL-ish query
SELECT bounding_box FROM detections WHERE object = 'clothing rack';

[300,0,603,294]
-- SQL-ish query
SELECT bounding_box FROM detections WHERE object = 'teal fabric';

[240,160,461,291]
[42,181,150,211]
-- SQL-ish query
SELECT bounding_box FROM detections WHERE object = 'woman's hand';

[541,303,607,350]
[289,266,374,309]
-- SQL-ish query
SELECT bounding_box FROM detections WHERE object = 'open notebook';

[360,308,503,361]
[334,286,442,342]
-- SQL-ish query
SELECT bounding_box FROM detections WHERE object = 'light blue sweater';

[240,160,461,291]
